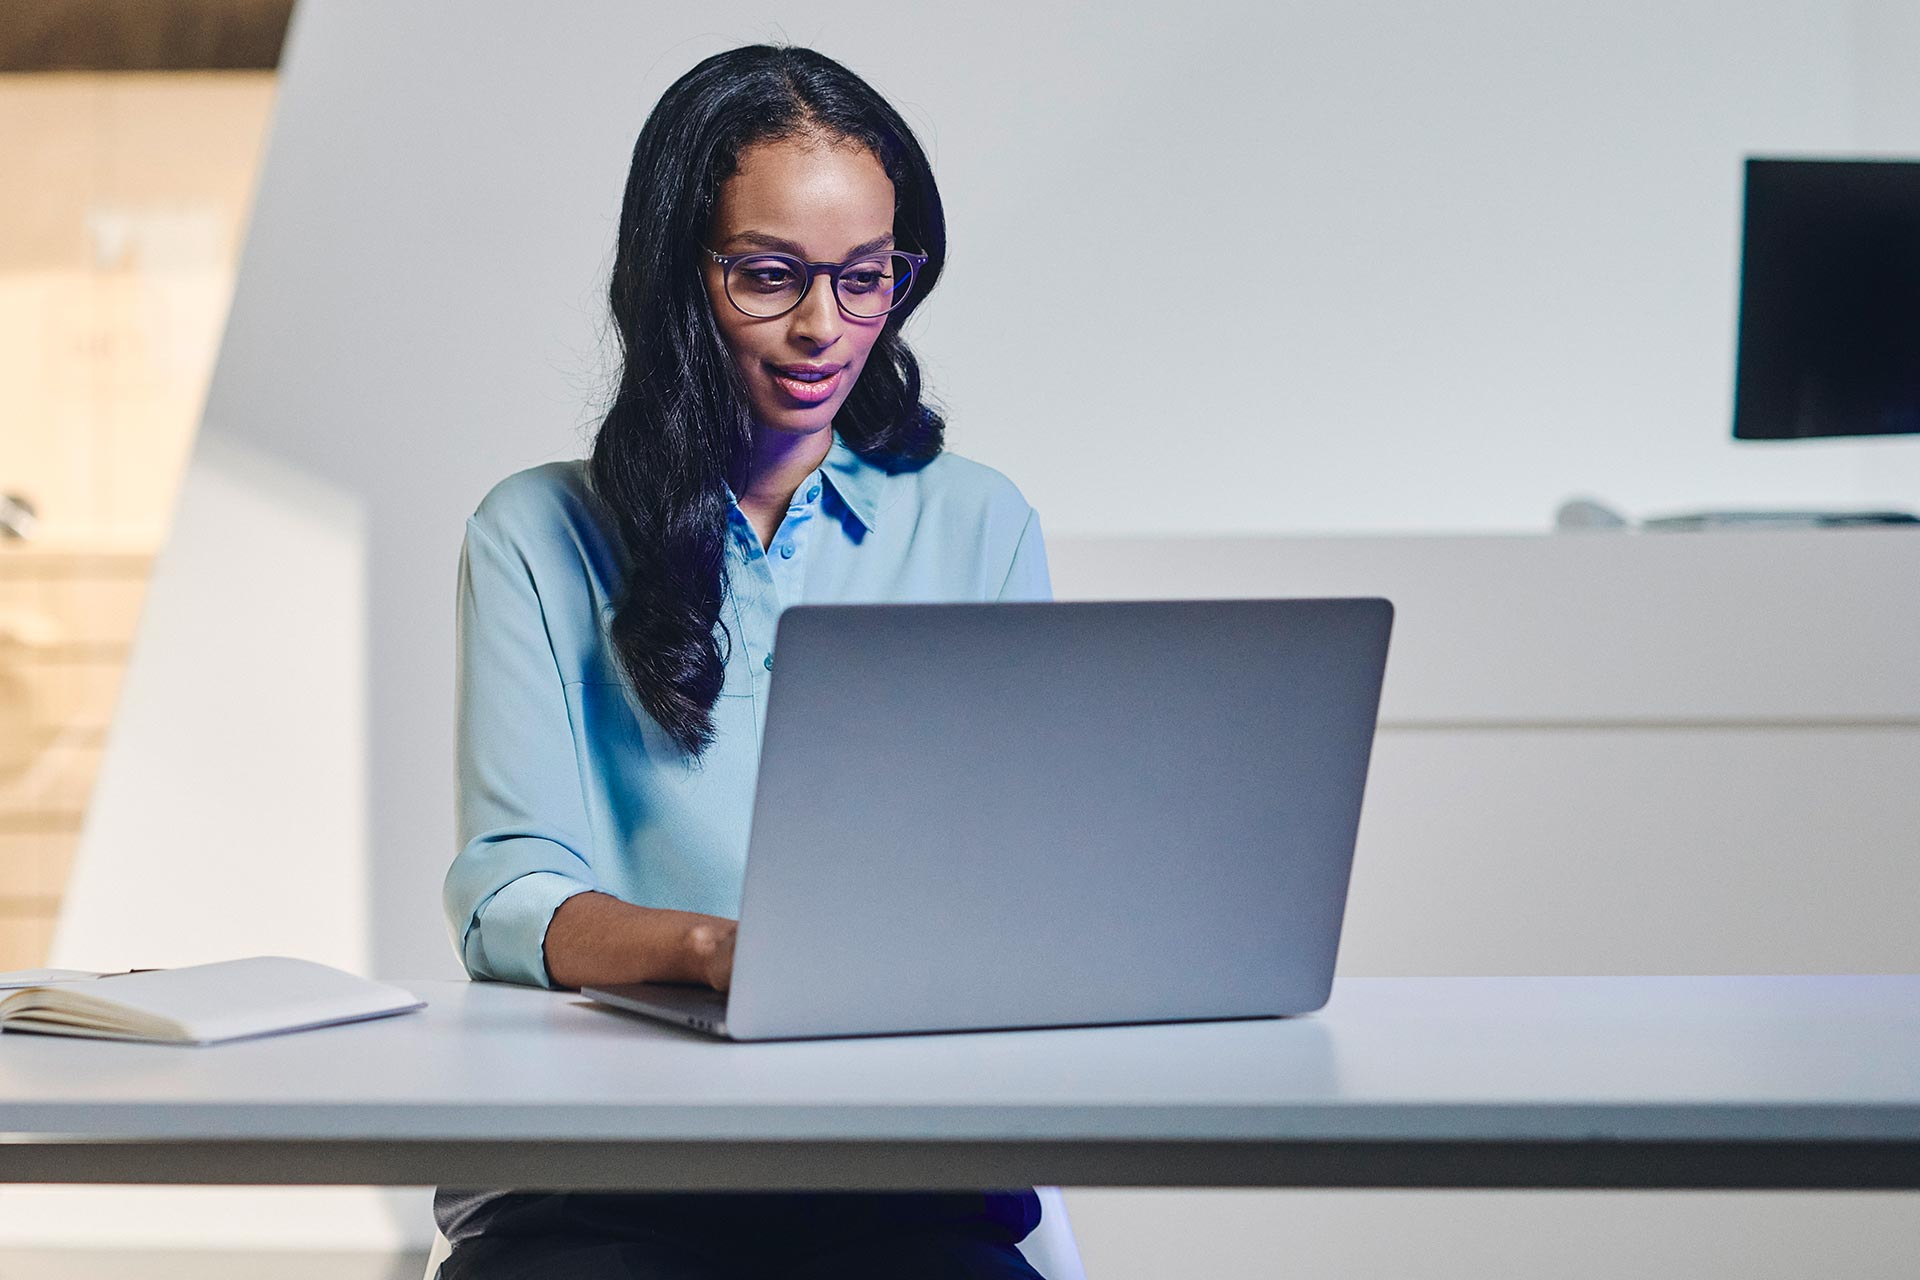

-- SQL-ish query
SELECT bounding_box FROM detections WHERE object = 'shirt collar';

[821,432,889,531]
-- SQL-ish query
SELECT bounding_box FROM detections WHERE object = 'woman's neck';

[735,425,834,550]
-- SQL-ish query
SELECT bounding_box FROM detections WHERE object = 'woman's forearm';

[542,890,736,990]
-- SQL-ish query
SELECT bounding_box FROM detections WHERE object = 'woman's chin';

[750,401,842,437]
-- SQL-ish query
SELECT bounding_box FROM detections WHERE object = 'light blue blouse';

[444,434,1052,987]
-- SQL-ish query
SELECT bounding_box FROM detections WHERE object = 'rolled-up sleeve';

[996,507,1053,603]
[444,516,597,987]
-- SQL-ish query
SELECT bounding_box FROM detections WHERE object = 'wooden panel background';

[0,72,273,967]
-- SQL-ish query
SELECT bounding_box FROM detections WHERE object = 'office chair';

[422,1185,1087,1278]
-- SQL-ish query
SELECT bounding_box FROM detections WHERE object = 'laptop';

[584,597,1392,1041]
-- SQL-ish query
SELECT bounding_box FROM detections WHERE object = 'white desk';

[1,976,1915,1190]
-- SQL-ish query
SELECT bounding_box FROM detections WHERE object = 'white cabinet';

[1053,529,1920,976]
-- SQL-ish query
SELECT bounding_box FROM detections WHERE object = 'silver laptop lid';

[723,598,1392,1041]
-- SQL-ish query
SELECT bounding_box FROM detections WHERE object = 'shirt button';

[806,486,821,502]
[779,543,795,559]
[763,653,774,671]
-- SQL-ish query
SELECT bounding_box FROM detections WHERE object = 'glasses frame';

[705,248,930,320]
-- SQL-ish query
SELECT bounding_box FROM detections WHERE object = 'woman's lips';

[768,365,844,406]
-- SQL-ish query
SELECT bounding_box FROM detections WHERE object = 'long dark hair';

[588,46,946,756]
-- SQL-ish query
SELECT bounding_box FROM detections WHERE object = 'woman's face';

[704,137,897,441]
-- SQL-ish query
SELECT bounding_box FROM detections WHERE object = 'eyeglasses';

[706,248,929,320]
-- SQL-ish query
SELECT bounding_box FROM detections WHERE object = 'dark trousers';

[438,1191,1046,1280]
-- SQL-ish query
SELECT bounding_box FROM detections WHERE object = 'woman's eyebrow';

[727,231,897,257]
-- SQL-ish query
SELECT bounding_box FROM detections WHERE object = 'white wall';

[1854,0,1920,151]
[925,0,1907,534]
[24,0,1920,1268]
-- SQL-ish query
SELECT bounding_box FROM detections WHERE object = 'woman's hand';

[543,891,739,991]
[685,918,737,991]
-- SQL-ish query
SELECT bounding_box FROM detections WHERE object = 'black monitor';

[1733,158,1920,440]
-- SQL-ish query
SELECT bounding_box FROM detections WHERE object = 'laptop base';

[584,981,730,1038]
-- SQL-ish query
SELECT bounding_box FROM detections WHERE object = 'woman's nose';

[787,270,844,349]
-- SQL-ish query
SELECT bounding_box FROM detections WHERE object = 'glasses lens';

[725,255,806,317]
[836,253,917,318]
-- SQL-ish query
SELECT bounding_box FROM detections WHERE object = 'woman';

[437,44,1051,1280]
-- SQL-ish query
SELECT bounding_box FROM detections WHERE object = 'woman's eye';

[742,267,795,291]
[840,268,888,293]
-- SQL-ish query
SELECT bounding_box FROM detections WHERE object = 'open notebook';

[0,956,425,1045]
